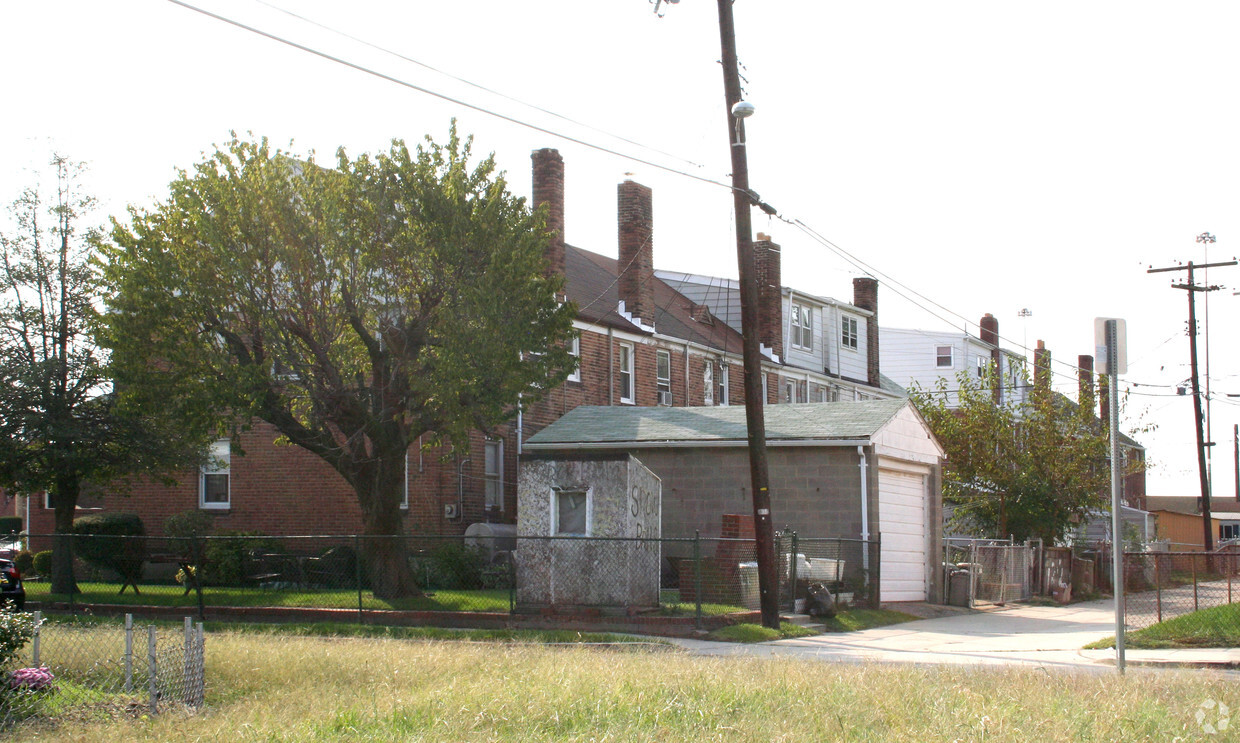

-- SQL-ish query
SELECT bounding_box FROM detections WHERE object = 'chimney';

[852,277,880,389]
[617,179,655,326]
[980,313,1001,402]
[1099,374,1110,430]
[1033,339,1051,398]
[531,149,565,277]
[1078,355,1096,416]
[754,233,783,360]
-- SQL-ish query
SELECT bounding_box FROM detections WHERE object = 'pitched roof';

[524,399,910,449]
[565,245,743,354]
[1145,495,1240,515]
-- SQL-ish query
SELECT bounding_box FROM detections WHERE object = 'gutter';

[524,438,872,452]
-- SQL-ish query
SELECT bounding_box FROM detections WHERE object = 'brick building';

[18,148,897,539]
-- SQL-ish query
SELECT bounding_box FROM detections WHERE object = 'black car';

[0,558,24,611]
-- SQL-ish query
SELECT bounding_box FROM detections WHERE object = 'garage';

[877,462,931,602]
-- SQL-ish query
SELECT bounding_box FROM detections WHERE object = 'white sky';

[2,0,1238,502]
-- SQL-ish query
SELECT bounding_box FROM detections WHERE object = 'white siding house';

[880,324,1028,408]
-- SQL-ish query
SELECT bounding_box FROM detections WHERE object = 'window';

[703,362,714,405]
[977,355,990,379]
[656,349,671,403]
[936,345,954,368]
[718,363,729,406]
[485,439,503,510]
[553,488,590,536]
[567,335,581,383]
[1222,524,1240,540]
[618,343,634,404]
[791,303,813,351]
[200,439,231,510]
[818,386,829,403]
[841,316,858,350]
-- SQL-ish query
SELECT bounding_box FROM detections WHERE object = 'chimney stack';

[1033,339,1051,397]
[754,233,783,360]
[531,149,565,278]
[617,179,655,326]
[1078,355,1096,416]
[1099,375,1110,430]
[852,277,880,389]
[980,313,1001,402]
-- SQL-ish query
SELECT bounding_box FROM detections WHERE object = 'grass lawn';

[1089,602,1240,649]
[5,622,1236,741]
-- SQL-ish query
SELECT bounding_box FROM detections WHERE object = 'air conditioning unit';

[657,390,673,406]
[444,503,459,519]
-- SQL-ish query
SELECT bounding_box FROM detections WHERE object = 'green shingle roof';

[524,399,910,448]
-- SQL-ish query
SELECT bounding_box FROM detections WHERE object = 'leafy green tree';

[0,157,202,594]
[100,128,576,598]
[910,368,1114,543]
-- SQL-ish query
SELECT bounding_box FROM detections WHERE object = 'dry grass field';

[8,628,1239,741]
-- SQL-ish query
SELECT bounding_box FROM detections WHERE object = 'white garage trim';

[877,460,932,602]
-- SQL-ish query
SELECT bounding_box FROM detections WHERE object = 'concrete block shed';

[523,399,945,603]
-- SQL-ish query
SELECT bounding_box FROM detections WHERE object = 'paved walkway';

[669,598,1240,672]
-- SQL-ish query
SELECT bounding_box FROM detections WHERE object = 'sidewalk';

[668,599,1240,672]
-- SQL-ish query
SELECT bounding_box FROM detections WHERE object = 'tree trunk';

[50,479,80,596]
[355,450,421,600]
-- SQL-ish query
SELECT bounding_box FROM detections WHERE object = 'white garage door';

[877,465,929,602]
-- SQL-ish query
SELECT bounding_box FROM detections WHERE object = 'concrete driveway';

[672,598,1240,672]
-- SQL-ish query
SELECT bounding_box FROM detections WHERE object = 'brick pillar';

[1078,354,1096,417]
[617,179,654,326]
[754,233,783,360]
[980,313,1001,402]
[531,149,565,278]
[852,277,880,389]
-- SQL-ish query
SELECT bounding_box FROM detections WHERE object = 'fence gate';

[971,542,1032,606]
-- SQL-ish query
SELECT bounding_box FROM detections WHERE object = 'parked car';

[0,558,25,611]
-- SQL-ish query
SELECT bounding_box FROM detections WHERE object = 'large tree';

[909,368,1116,543]
[100,129,576,598]
[0,157,201,594]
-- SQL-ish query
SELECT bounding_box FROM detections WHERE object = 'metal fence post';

[196,622,206,707]
[509,537,517,614]
[787,532,799,613]
[124,613,134,692]
[148,625,158,716]
[193,535,205,621]
[873,534,882,609]
[68,535,76,616]
[693,531,702,630]
[356,535,364,622]
[1194,556,1200,612]
[1155,555,1162,624]
[183,617,193,705]
[31,611,41,667]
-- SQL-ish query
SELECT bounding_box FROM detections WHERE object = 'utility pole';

[713,0,779,628]
[1148,254,1236,552]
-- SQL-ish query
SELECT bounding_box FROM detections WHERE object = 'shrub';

[12,551,32,576]
[72,513,146,585]
[164,510,214,540]
[0,517,20,536]
[203,532,277,586]
[0,609,34,667]
[31,552,52,578]
[425,542,486,590]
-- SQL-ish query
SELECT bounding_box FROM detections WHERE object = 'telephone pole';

[1148,253,1236,552]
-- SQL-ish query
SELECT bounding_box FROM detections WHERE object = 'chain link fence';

[1,612,204,730]
[14,532,880,629]
[1122,551,1240,631]
[942,538,1037,608]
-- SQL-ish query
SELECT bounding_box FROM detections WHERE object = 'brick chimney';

[754,233,782,360]
[1033,339,1051,399]
[1078,354,1096,417]
[617,179,655,326]
[980,313,1001,402]
[1099,374,1110,430]
[852,277,880,389]
[531,149,565,277]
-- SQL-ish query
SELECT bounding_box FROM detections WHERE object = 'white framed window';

[977,355,990,378]
[818,386,828,403]
[784,379,795,403]
[656,349,671,403]
[552,487,591,536]
[718,363,729,406]
[791,303,813,350]
[762,373,768,403]
[703,362,714,405]
[841,316,859,350]
[200,439,231,510]
[566,335,581,383]
[618,342,635,404]
[484,439,503,510]
[936,345,954,368]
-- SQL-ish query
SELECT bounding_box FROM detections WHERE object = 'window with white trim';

[200,439,231,510]
[552,487,590,536]
[484,439,503,510]
[977,355,990,378]
[718,363,729,406]
[656,349,671,401]
[567,335,581,383]
[818,386,828,403]
[703,362,714,405]
[936,345,954,368]
[784,379,795,403]
[791,303,813,351]
[618,343,634,404]
[841,316,859,350]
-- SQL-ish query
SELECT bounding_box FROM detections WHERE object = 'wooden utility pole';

[714,0,780,629]
[1148,258,1236,552]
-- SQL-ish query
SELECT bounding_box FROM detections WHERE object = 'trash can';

[948,568,973,607]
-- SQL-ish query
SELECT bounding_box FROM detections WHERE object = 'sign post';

[1096,317,1127,673]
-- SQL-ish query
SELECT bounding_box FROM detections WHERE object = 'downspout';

[684,341,691,406]
[608,327,615,405]
[858,446,871,572]
[457,456,471,522]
